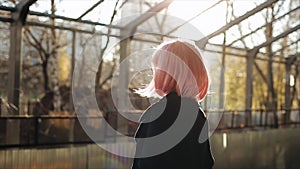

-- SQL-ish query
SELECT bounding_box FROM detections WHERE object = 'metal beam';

[272,38,300,55]
[1,4,123,29]
[26,21,121,38]
[15,0,37,24]
[115,0,173,135]
[196,0,278,48]
[254,61,268,84]
[284,56,293,124]
[245,49,257,126]
[28,11,123,29]
[0,17,13,22]
[6,0,36,145]
[254,24,300,50]
[284,53,300,123]
[201,47,285,64]
[117,37,130,135]
[227,5,300,47]
[208,43,286,60]
[27,21,173,44]
[123,0,174,36]
[7,0,37,112]
[219,33,226,110]
[0,5,16,12]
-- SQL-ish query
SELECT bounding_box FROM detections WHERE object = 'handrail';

[0,108,299,148]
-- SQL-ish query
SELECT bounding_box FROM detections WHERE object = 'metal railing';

[0,114,120,148]
[0,108,299,148]
[206,108,300,130]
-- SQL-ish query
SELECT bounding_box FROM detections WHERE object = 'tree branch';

[25,28,46,62]
[99,59,117,87]
[24,28,47,61]
[95,0,129,90]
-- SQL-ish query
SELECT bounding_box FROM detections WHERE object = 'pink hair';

[136,40,209,102]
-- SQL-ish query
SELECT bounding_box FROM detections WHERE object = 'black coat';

[132,92,214,169]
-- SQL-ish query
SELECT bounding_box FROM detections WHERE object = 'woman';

[132,40,214,169]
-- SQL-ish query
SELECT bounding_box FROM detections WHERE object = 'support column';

[245,49,257,127]
[117,31,130,136]
[7,15,23,116]
[6,13,23,145]
[284,56,294,124]
[219,34,226,110]
[218,33,226,128]
[6,0,37,144]
[69,31,76,142]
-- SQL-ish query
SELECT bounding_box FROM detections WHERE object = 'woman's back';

[132,92,214,169]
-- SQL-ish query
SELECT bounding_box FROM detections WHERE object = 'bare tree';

[95,0,128,91]
[23,0,68,113]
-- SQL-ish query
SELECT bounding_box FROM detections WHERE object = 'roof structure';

[0,0,299,129]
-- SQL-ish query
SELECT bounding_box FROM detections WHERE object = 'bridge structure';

[0,0,299,168]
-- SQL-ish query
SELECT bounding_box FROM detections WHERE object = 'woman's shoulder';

[139,97,167,123]
[139,95,206,123]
